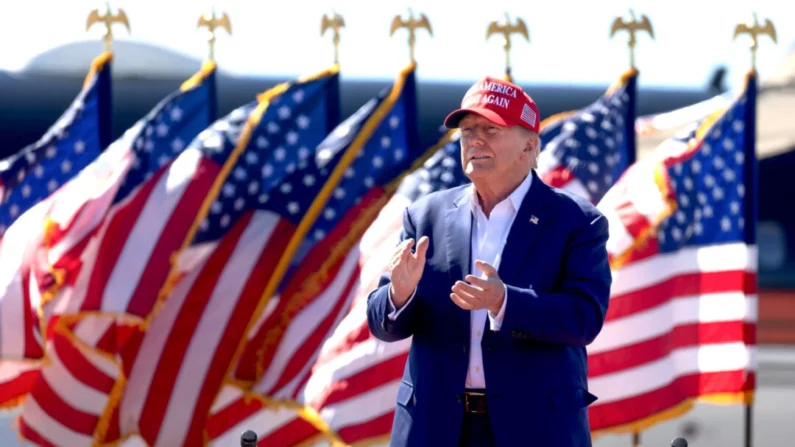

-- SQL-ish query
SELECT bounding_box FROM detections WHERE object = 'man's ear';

[524,133,539,154]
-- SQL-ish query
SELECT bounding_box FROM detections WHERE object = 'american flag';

[103,66,343,447]
[10,63,218,446]
[520,103,537,128]
[536,69,637,204]
[587,72,757,434]
[204,127,470,446]
[0,52,112,240]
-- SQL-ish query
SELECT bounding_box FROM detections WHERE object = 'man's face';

[458,114,533,182]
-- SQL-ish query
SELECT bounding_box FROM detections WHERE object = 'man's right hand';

[388,236,429,309]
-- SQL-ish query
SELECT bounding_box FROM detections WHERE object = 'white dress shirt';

[387,172,533,389]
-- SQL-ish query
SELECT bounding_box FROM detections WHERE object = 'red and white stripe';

[0,360,40,408]
[118,210,295,447]
[586,241,757,431]
[16,315,120,447]
[43,144,220,321]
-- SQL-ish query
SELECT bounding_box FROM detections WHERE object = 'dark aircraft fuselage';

[0,69,717,158]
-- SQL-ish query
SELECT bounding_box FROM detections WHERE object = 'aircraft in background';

[0,40,731,158]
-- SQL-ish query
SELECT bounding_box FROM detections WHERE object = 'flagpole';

[608,8,650,203]
[732,13,775,447]
[196,7,232,62]
[321,10,345,66]
[744,403,753,447]
[611,12,653,446]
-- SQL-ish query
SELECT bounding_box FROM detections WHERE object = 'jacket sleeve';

[366,207,420,342]
[497,212,612,347]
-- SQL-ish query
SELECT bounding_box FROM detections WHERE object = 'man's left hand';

[450,260,505,314]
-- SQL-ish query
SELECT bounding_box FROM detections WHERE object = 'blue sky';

[1,0,793,92]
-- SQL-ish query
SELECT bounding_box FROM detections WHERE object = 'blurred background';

[1,0,793,446]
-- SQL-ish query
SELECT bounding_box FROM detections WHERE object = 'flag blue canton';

[539,74,637,203]
[0,59,111,237]
[114,69,217,204]
[268,67,419,295]
[305,69,421,242]
[193,71,340,245]
[656,89,751,253]
[396,130,470,202]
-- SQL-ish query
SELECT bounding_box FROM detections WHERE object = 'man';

[366,76,612,447]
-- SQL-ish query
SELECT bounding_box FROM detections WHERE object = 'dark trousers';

[458,412,497,447]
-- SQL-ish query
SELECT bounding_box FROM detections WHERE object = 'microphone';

[671,437,688,447]
[240,429,258,447]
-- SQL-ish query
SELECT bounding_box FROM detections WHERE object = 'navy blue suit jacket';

[366,170,612,447]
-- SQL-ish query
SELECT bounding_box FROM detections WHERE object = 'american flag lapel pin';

[529,215,539,224]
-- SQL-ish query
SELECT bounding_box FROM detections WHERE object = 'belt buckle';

[464,391,486,414]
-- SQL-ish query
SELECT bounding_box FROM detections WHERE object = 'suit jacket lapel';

[498,170,552,283]
[444,188,473,339]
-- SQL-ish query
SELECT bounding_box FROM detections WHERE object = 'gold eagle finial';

[197,8,232,62]
[390,9,433,64]
[321,11,346,65]
[733,12,777,71]
[609,9,654,70]
[86,1,131,52]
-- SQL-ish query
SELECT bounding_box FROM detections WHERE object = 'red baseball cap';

[443,76,540,133]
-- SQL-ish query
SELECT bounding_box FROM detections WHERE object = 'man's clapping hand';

[450,260,505,314]
[388,236,429,309]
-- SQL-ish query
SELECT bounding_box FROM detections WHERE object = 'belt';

[462,390,488,414]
